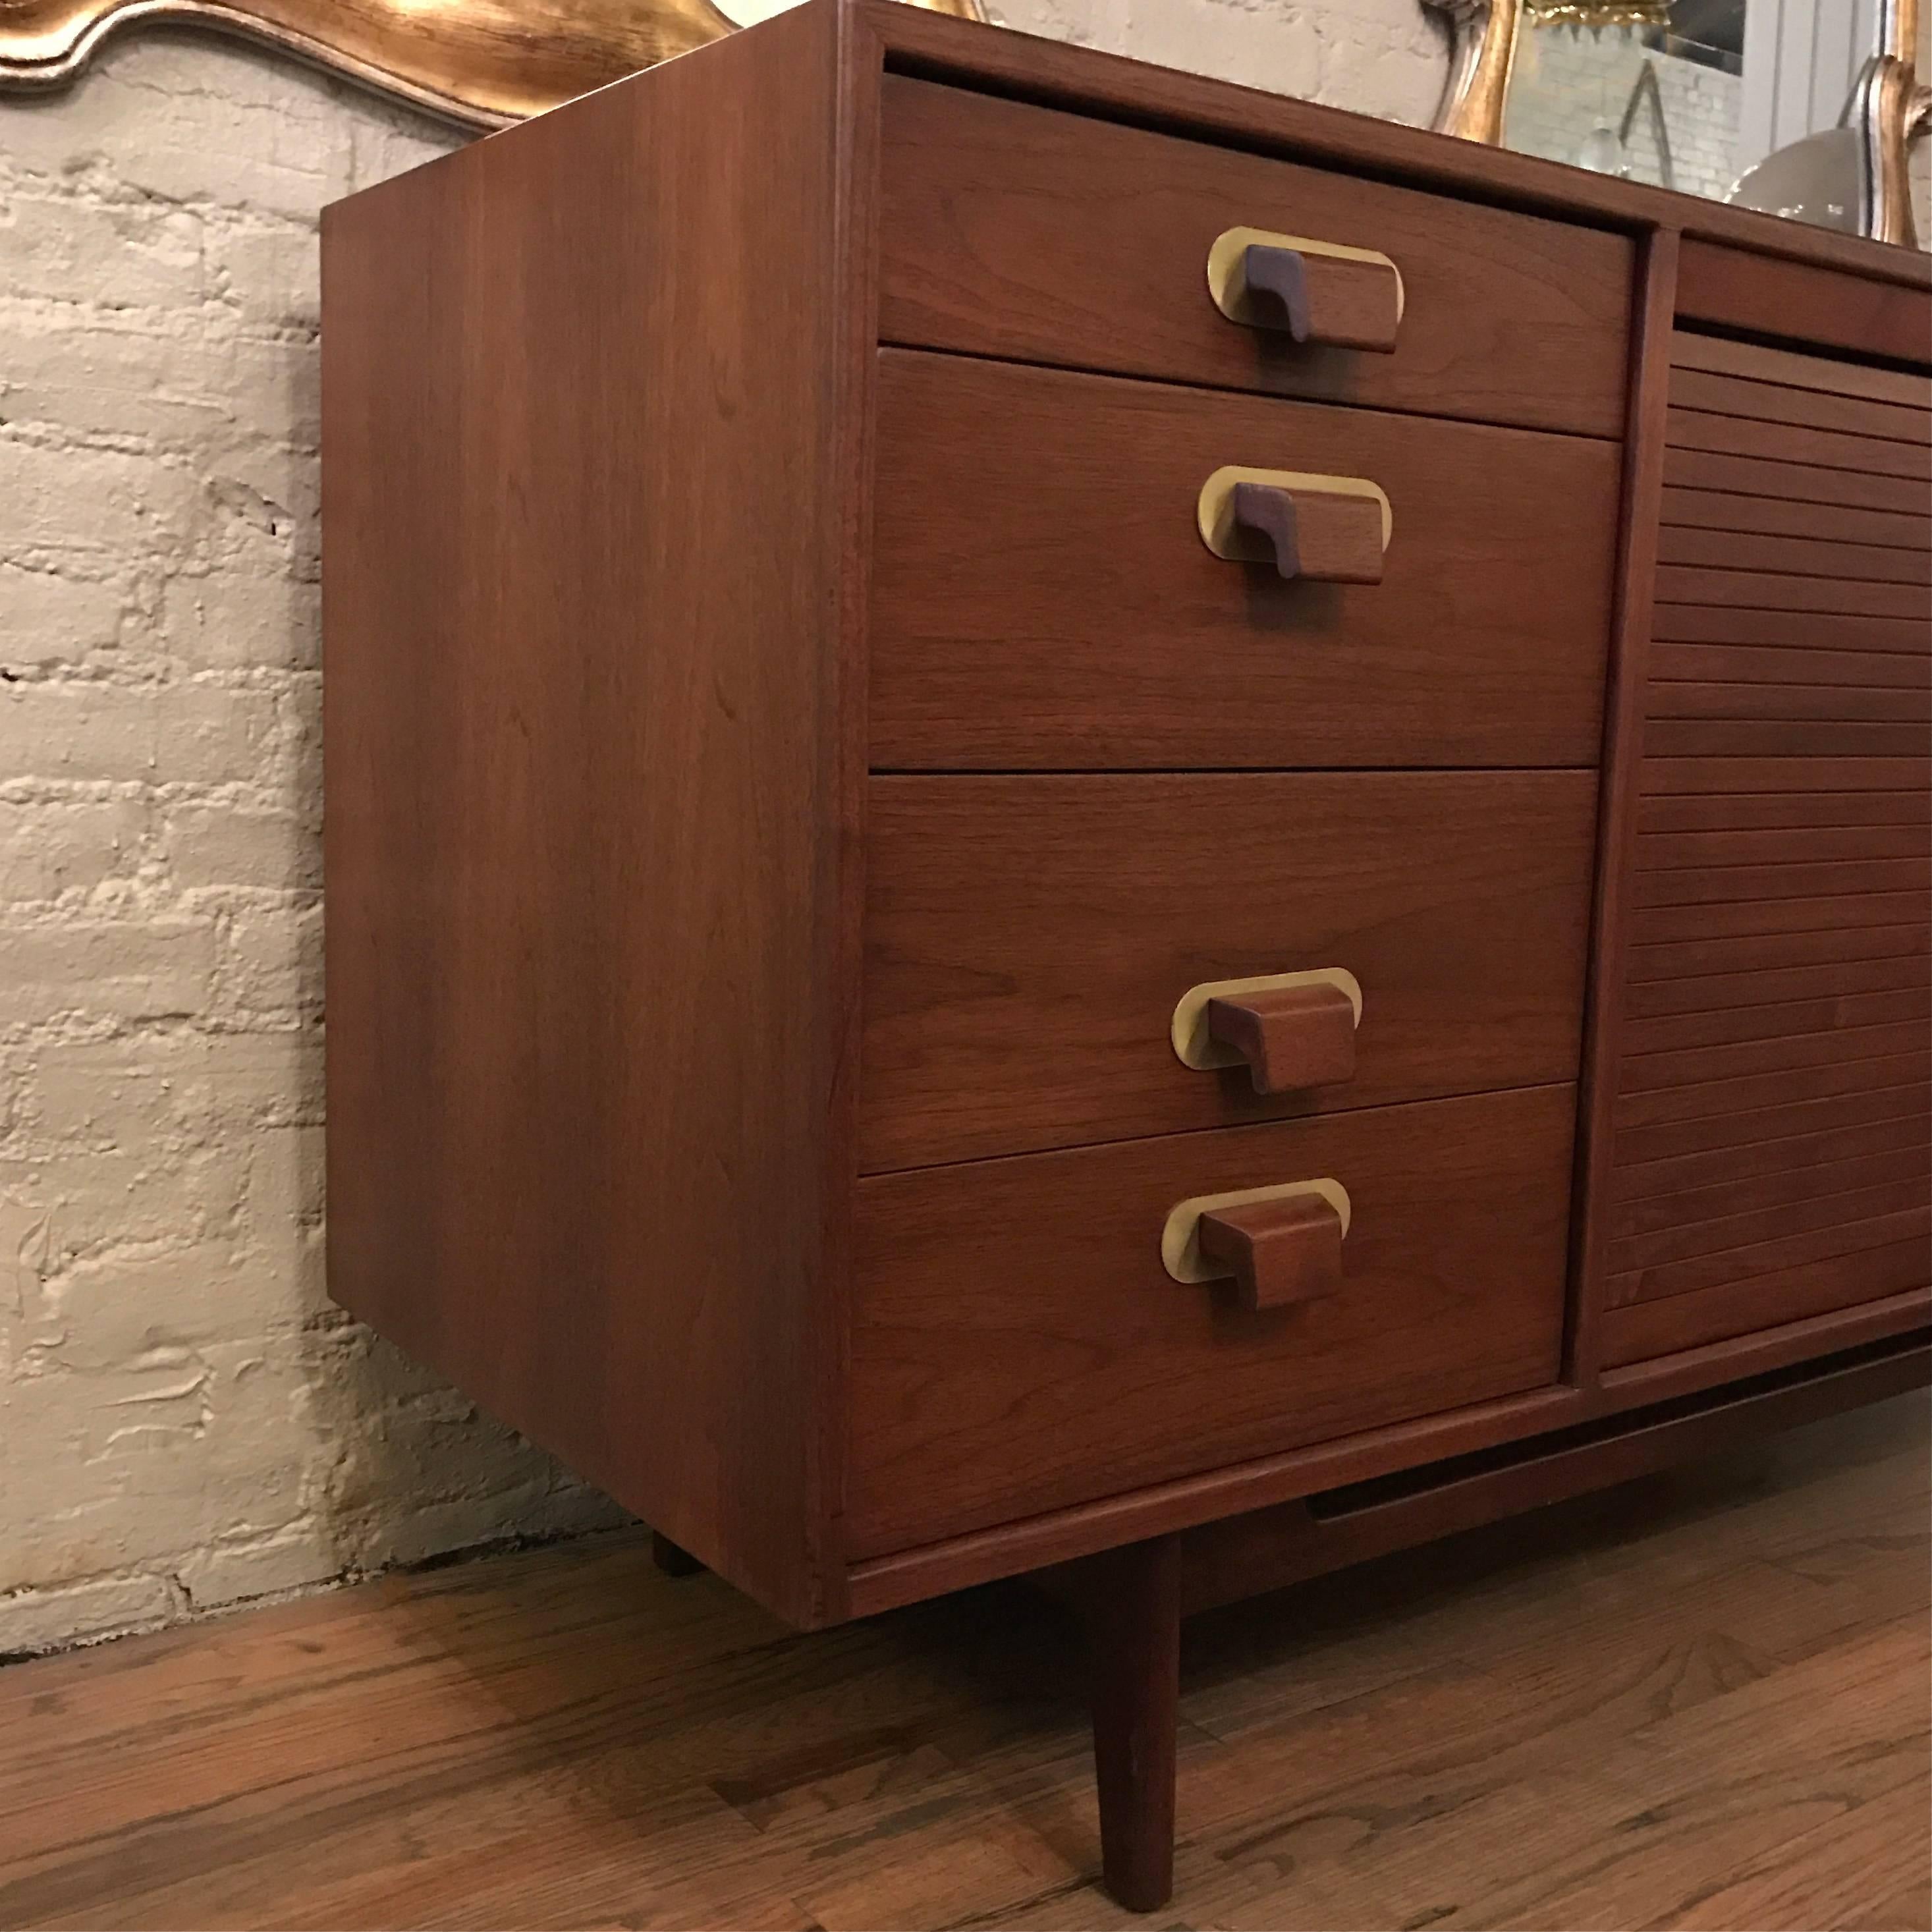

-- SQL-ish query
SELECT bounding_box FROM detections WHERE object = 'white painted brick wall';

[0,1,1451,1658]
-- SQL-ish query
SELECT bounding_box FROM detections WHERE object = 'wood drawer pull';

[1205,980,1358,1095]
[1171,968,1362,1078]
[1198,466,1391,585]
[1207,227,1404,352]
[1161,1179,1352,1311]
[1197,1193,1346,1311]
[1159,1174,1344,1313]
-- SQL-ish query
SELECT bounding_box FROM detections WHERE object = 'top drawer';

[878,77,1634,441]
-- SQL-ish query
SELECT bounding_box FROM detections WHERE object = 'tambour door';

[1597,331,1932,1370]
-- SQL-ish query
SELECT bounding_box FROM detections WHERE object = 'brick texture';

[0,2,1447,1658]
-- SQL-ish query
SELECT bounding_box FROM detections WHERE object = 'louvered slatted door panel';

[1601,333,1932,1369]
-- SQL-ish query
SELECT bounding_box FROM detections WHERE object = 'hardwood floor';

[3,1393,1926,1931]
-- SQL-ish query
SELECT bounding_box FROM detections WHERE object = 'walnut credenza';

[321,3,1932,1908]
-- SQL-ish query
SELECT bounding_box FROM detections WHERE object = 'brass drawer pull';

[1162,1179,1350,1311]
[1198,466,1391,585]
[1172,968,1362,1093]
[1207,227,1404,351]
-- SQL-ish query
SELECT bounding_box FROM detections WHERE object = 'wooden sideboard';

[321,3,1932,1908]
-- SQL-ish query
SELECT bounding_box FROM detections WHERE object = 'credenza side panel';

[321,3,863,1626]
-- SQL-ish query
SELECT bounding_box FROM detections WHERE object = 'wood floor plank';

[0,1400,1923,1932]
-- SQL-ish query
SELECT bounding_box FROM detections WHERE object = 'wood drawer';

[870,353,1620,771]
[848,1084,1576,1557]
[861,771,1598,1171]
[878,76,1633,440]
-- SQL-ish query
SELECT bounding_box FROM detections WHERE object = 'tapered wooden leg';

[1086,1533,1182,1912]
[651,1530,703,1577]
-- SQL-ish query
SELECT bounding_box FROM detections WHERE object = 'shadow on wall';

[0,28,622,1662]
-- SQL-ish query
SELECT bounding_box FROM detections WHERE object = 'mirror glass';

[1500,1,1928,242]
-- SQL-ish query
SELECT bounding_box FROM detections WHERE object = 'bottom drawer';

[848,1084,1576,1557]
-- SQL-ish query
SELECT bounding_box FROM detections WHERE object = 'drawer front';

[1599,334,1932,1370]
[870,353,1620,771]
[878,77,1632,440]
[861,771,1598,1172]
[848,1084,1576,1557]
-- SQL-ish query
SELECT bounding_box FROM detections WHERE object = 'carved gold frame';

[1426,0,1929,248]
[0,0,981,128]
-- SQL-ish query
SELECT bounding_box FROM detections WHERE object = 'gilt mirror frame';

[0,0,981,128]
[1428,0,1931,247]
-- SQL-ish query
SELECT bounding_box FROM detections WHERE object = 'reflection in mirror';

[1481,0,1929,246]
[1507,4,1742,201]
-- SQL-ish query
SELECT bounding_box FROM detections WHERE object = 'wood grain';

[1674,238,1932,368]
[1622,985,1931,1055]
[1665,408,1932,483]
[1661,444,1932,516]
[1171,1338,1931,1616]
[1669,367,1931,447]
[1650,568,1931,623]
[1624,952,1932,1018]
[1636,787,1931,833]
[848,1084,1576,1557]
[1671,329,1932,409]
[1643,680,1932,723]
[1657,527,1932,586]
[1626,922,1930,983]
[1613,1076,1931,1171]
[1584,331,1932,1374]
[1652,603,1932,654]
[1633,856,1932,906]
[1658,487,1931,550]
[860,772,1597,1171]
[1565,229,1683,1396]
[875,74,1632,439]
[1613,1098,1932,1202]
[322,3,867,1626]
[869,352,1619,771]
[1082,1536,1180,1912]
[1604,1243,1932,1365]
[1613,1138,1931,1238]
[1638,756,1932,796]
[1609,1179,1931,1283]
[1647,642,1932,688]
